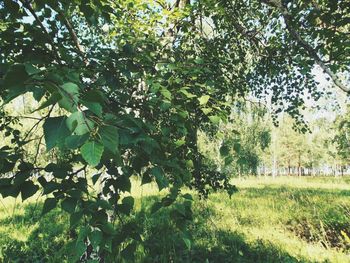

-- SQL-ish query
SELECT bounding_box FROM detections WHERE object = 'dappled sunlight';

[2,177,348,262]
[231,176,350,191]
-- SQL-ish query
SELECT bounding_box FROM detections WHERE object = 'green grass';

[0,176,349,262]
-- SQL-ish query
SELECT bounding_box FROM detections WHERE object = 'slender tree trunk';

[288,160,291,176]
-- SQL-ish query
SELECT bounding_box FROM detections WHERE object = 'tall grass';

[0,176,349,262]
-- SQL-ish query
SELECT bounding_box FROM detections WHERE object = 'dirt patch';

[287,218,350,251]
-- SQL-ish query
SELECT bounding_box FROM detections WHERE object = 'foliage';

[199,101,271,177]
[263,114,349,176]
[334,106,350,164]
[0,0,349,260]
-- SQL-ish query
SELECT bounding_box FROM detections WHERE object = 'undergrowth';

[0,176,349,263]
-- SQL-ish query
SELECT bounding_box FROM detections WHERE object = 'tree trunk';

[288,160,291,176]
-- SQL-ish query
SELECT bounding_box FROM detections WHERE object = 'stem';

[23,105,55,142]
[34,135,44,165]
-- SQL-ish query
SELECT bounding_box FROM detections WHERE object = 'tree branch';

[23,105,55,142]
[57,9,88,65]
[19,0,61,64]
[261,0,350,93]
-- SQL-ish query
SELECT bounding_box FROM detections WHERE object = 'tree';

[276,116,308,176]
[263,114,344,177]
[333,105,350,175]
[199,101,271,177]
[0,0,349,260]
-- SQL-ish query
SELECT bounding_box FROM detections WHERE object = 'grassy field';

[0,176,349,262]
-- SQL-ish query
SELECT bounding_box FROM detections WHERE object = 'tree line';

[199,101,350,178]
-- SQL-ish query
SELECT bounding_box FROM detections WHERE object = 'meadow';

[0,176,349,263]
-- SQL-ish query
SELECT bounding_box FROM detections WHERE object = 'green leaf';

[61,197,77,213]
[24,63,41,75]
[80,141,104,167]
[58,82,80,112]
[89,230,103,248]
[4,0,20,14]
[34,92,62,112]
[3,64,28,88]
[141,172,152,185]
[70,211,83,228]
[65,134,89,149]
[160,87,172,100]
[20,181,39,201]
[183,237,191,250]
[180,89,196,99]
[114,175,131,193]
[121,242,136,261]
[82,90,106,104]
[42,181,60,195]
[208,115,221,124]
[92,173,102,185]
[224,156,234,165]
[233,142,241,153]
[2,64,29,103]
[168,63,177,70]
[0,185,20,198]
[150,167,168,190]
[0,178,12,186]
[194,58,204,64]
[100,222,115,235]
[150,201,162,214]
[182,193,193,200]
[66,112,94,135]
[220,144,230,156]
[174,138,186,147]
[99,125,119,154]
[201,108,212,115]
[82,101,102,117]
[160,100,171,111]
[42,198,57,215]
[198,95,210,105]
[43,116,71,151]
[72,227,89,260]
[118,196,134,215]
[97,199,112,210]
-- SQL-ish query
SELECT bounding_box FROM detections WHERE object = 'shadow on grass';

[136,196,307,263]
[0,202,69,263]
[142,227,304,263]
[0,195,311,263]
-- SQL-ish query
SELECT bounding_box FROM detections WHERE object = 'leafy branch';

[19,0,62,64]
[261,0,350,93]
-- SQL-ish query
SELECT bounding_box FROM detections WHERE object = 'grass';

[0,176,349,262]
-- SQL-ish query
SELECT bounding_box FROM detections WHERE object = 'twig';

[30,192,42,219]
[23,105,55,142]
[70,165,87,177]
[34,135,44,165]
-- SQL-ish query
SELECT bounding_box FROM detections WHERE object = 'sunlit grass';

[201,176,350,262]
[0,176,349,262]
